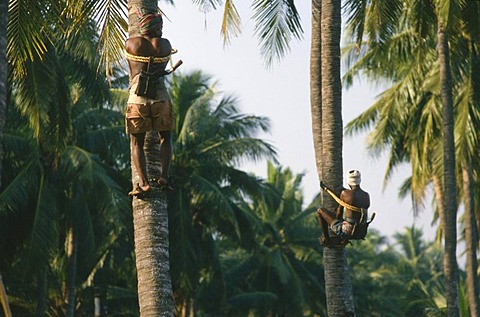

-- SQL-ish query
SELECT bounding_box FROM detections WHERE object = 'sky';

[159,1,439,242]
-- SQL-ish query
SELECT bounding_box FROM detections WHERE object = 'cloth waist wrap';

[128,73,170,104]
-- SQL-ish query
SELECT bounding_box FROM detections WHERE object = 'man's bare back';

[125,36,172,79]
[338,186,370,221]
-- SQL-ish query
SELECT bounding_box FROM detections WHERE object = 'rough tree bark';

[318,0,356,316]
[437,20,459,317]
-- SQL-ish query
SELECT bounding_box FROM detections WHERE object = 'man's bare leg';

[130,132,151,193]
[317,208,337,243]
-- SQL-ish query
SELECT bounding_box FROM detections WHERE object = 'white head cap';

[347,169,361,186]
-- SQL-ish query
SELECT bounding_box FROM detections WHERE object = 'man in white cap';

[317,169,371,247]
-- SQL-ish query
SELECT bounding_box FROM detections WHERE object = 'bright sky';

[161,1,439,242]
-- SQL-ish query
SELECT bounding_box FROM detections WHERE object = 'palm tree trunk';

[128,1,174,315]
[131,132,174,316]
[437,21,459,317]
[432,175,445,242]
[461,164,480,316]
[320,1,355,316]
[64,224,78,317]
[310,0,322,176]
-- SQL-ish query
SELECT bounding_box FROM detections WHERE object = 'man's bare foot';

[128,183,152,196]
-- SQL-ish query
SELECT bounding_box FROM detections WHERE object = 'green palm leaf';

[91,0,128,78]
[7,0,54,77]
[251,0,303,66]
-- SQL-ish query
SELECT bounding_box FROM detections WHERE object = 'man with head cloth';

[317,170,371,246]
[125,10,176,196]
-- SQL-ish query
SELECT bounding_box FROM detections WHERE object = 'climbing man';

[317,170,372,247]
[125,10,180,196]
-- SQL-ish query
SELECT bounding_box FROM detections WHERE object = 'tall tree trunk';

[310,0,322,176]
[131,133,174,316]
[64,224,78,317]
[461,164,480,316]
[437,21,459,317]
[128,1,174,316]
[432,175,445,242]
[320,1,355,316]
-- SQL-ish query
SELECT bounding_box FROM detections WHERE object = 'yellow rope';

[125,48,178,63]
[323,187,364,213]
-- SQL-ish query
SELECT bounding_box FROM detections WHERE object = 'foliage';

[3,0,480,314]
[167,70,278,315]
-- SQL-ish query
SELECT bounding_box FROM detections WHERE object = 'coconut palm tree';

[342,0,480,315]
[2,4,130,314]
[222,162,324,316]
[167,70,277,315]
[0,83,129,316]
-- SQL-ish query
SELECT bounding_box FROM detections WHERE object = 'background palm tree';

[0,74,129,316]
[436,2,461,315]
[342,0,480,315]
[2,4,131,314]
[221,162,324,316]
[167,70,277,315]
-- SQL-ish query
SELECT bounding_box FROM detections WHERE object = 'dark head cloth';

[139,13,162,36]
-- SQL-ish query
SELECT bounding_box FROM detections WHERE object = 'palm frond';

[91,0,128,78]
[221,0,242,46]
[27,175,59,272]
[191,0,223,13]
[434,0,467,30]
[344,0,404,49]
[190,173,239,235]
[60,146,124,193]
[343,0,368,50]
[200,137,277,166]
[7,0,54,77]
[13,51,57,140]
[252,0,303,66]
[365,0,404,43]
[0,159,41,218]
